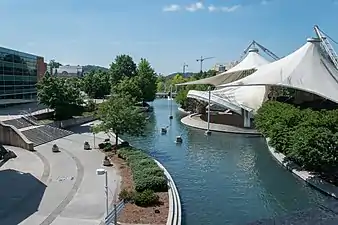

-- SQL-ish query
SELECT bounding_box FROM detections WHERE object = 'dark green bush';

[117,147,168,192]
[134,175,167,192]
[289,126,338,172]
[118,189,135,202]
[255,101,338,173]
[134,189,160,207]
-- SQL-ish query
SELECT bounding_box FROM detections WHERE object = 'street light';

[169,85,173,119]
[205,86,212,136]
[96,168,109,218]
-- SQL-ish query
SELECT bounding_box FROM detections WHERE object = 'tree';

[157,81,164,92]
[82,70,110,98]
[112,77,143,102]
[109,54,137,86]
[93,94,146,148]
[37,75,84,120]
[137,58,157,102]
[48,59,62,68]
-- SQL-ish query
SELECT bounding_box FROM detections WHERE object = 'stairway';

[2,118,34,129]
[22,125,74,146]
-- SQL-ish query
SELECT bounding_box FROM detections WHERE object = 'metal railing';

[104,201,125,225]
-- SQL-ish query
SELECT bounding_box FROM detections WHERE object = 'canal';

[123,99,328,225]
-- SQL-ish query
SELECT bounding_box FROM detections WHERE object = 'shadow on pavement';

[0,169,46,225]
[67,124,92,134]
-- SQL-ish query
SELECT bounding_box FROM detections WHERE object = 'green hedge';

[255,101,338,173]
[118,147,168,192]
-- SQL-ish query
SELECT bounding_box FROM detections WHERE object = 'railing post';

[114,203,117,225]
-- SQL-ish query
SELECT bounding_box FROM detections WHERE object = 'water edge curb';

[265,137,338,199]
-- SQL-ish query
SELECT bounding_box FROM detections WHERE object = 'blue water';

[123,99,328,225]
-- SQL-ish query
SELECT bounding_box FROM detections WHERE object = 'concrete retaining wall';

[200,113,244,128]
[49,116,95,129]
[155,160,182,225]
[0,121,34,151]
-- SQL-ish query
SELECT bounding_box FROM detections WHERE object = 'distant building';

[212,61,240,73]
[50,65,83,77]
[213,64,227,72]
[0,46,46,105]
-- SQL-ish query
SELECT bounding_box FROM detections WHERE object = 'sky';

[0,0,337,75]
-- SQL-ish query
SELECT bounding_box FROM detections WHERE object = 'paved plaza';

[0,122,121,225]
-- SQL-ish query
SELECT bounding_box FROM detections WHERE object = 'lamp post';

[96,168,109,218]
[205,86,212,135]
[169,85,173,119]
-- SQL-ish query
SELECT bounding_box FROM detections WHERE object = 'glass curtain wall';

[0,47,38,100]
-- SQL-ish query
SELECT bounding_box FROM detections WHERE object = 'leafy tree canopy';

[137,58,157,101]
[48,59,62,68]
[92,94,146,147]
[109,54,137,86]
[82,70,110,98]
[113,77,143,102]
[37,74,84,120]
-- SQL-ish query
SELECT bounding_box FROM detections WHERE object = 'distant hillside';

[166,72,194,79]
[82,65,108,73]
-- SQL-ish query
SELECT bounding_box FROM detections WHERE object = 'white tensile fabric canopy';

[177,48,270,86]
[186,48,271,114]
[217,38,338,112]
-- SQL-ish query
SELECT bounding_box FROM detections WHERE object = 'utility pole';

[196,56,215,73]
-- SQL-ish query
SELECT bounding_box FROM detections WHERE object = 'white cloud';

[208,5,218,12]
[163,4,180,12]
[186,2,204,12]
[220,5,241,12]
[207,4,241,13]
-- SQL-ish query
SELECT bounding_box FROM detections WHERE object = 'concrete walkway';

[0,122,121,225]
[181,114,260,135]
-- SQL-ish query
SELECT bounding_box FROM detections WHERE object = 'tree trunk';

[115,133,119,150]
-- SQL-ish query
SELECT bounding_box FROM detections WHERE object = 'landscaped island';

[109,146,169,224]
[255,101,338,185]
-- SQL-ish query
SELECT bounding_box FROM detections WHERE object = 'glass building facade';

[0,47,44,101]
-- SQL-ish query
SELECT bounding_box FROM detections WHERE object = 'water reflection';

[123,99,328,225]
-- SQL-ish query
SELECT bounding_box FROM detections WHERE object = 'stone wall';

[0,121,34,151]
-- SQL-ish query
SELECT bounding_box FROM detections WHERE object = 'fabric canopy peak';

[177,49,270,86]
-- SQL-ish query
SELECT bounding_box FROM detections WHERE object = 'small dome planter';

[52,144,60,153]
[103,156,112,167]
[84,141,91,150]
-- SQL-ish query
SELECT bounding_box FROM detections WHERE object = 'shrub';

[134,189,160,207]
[86,99,96,112]
[288,126,338,172]
[256,100,338,173]
[135,175,167,192]
[118,189,135,202]
[117,147,168,192]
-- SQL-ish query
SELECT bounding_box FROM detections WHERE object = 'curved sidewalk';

[181,114,260,135]
[265,138,338,199]
[0,122,121,225]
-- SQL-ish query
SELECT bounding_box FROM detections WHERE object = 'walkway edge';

[155,159,182,225]
[181,113,260,135]
[265,138,338,199]
[110,133,182,225]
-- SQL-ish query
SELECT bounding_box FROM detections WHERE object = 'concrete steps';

[22,126,74,147]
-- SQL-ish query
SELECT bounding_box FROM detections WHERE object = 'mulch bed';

[108,154,169,225]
